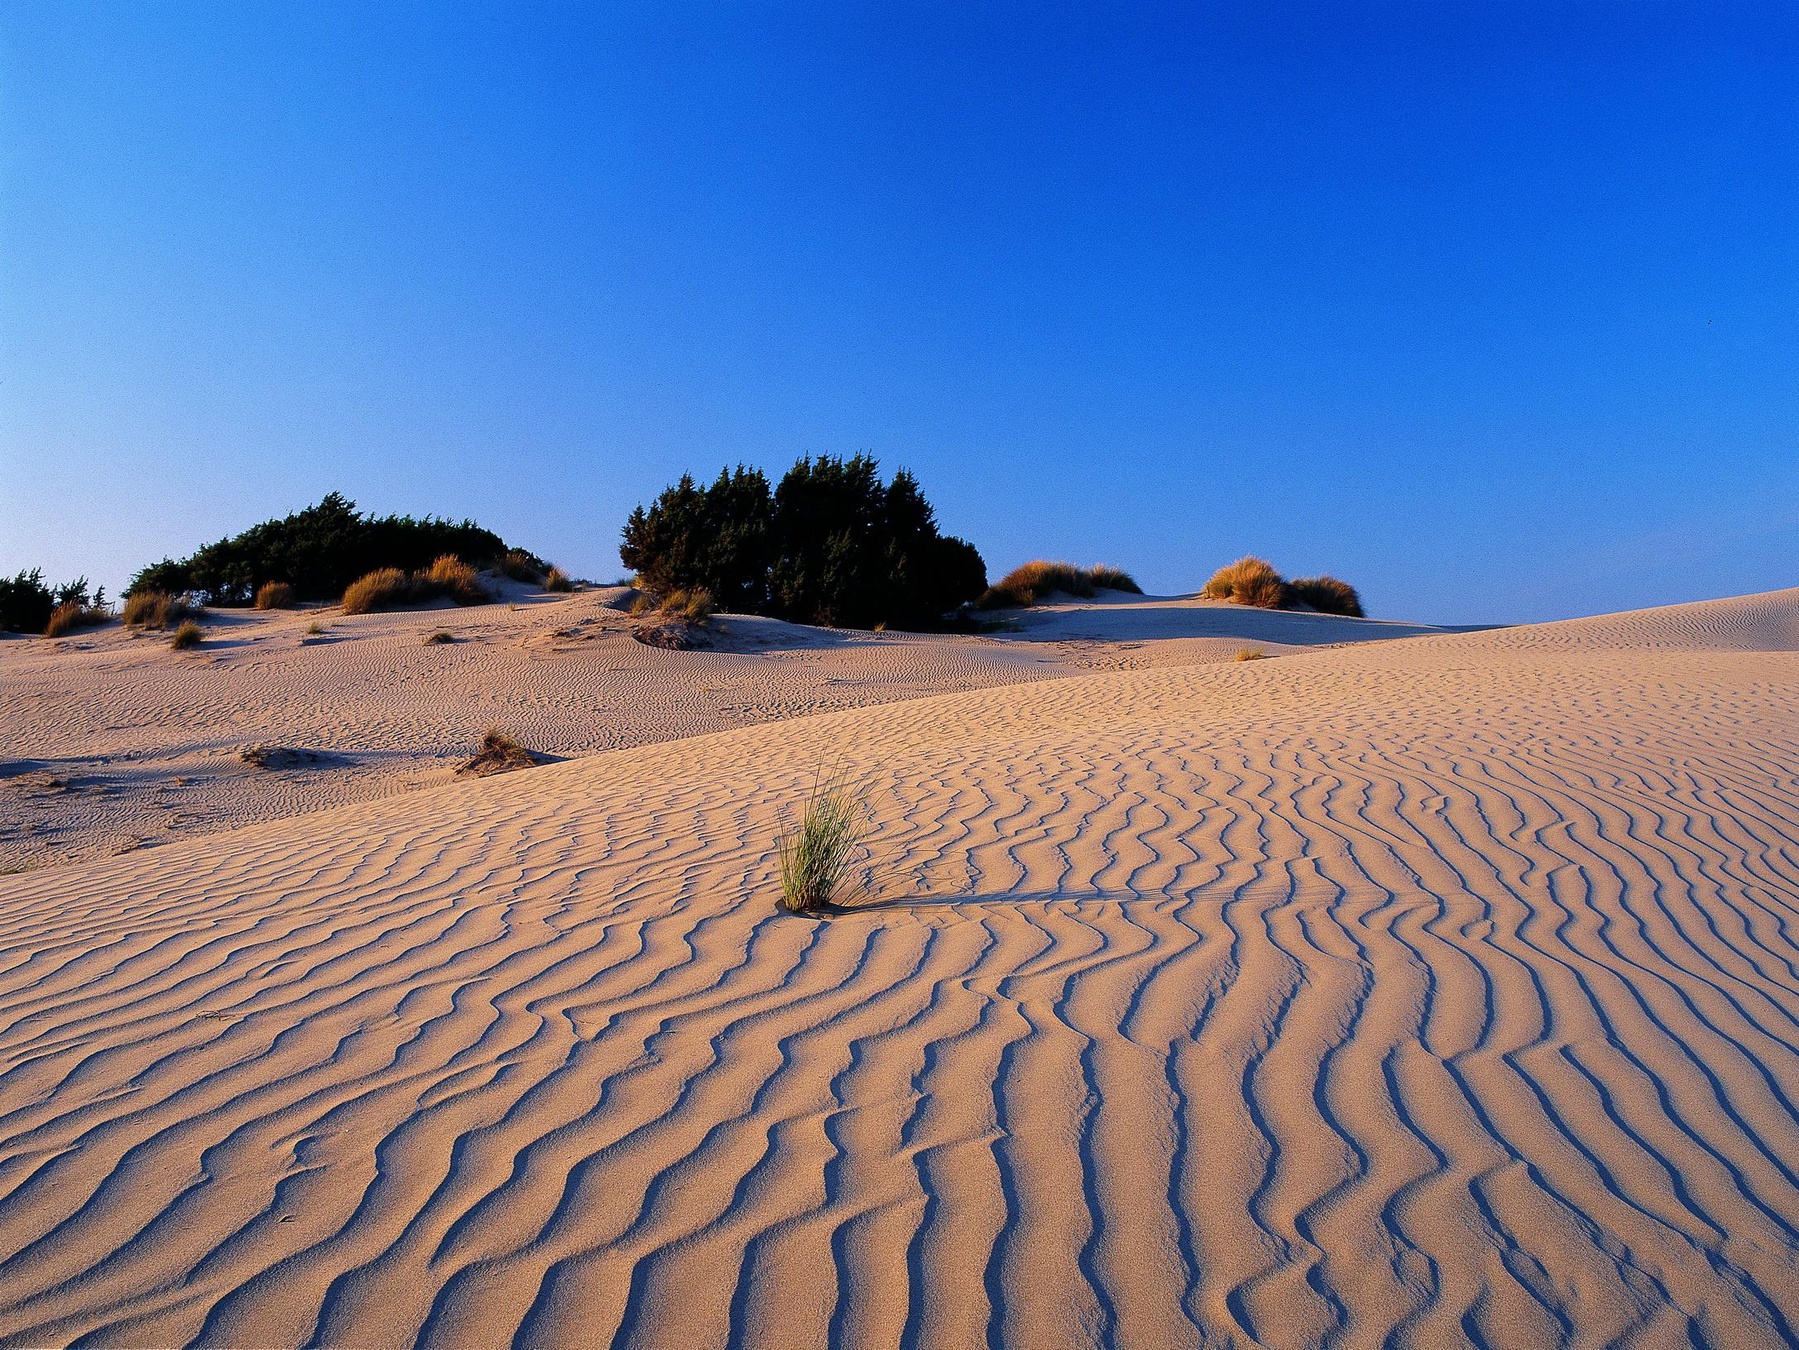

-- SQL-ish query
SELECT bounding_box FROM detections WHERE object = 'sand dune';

[1,589,1797,1347]
[0,586,1443,871]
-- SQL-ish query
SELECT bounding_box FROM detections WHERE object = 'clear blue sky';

[2,3,1794,624]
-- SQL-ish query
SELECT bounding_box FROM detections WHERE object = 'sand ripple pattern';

[0,591,1797,1347]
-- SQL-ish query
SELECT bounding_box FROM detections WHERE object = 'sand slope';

[1,590,1797,1347]
[0,587,1442,872]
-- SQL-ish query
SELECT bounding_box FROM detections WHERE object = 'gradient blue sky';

[2,3,1794,624]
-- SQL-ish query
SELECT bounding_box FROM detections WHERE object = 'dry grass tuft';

[660,587,716,623]
[1202,556,1288,609]
[1288,575,1364,618]
[254,581,296,610]
[544,566,574,593]
[457,726,541,777]
[1086,565,1142,594]
[123,590,196,629]
[424,630,455,644]
[776,769,871,913]
[628,591,658,617]
[44,602,110,638]
[304,620,326,636]
[169,620,204,650]
[340,567,410,615]
[497,550,543,584]
[1234,648,1266,661]
[422,555,488,605]
[340,555,490,615]
[978,561,1142,609]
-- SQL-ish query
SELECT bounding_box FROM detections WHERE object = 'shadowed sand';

[0,589,1797,1346]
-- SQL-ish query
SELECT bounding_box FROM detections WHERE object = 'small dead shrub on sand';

[424,630,455,644]
[1288,575,1364,618]
[978,561,1142,609]
[1202,557,1289,609]
[776,770,871,913]
[457,727,542,777]
[254,581,297,610]
[44,601,110,638]
[544,566,574,593]
[169,620,204,650]
[1234,648,1265,661]
[305,620,326,636]
[123,590,196,629]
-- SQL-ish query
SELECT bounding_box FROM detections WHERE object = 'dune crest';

[1,590,1798,1346]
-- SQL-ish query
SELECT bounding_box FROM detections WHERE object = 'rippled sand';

[0,589,1796,1347]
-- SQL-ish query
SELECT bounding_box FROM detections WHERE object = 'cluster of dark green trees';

[128,493,542,606]
[620,456,987,630]
[0,572,104,634]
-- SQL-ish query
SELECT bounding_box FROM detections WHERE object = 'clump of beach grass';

[254,581,296,610]
[424,629,455,644]
[977,561,1143,609]
[123,590,197,629]
[660,587,716,623]
[1287,575,1364,618]
[497,550,543,584]
[544,566,574,593]
[170,620,204,650]
[1201,556,1288,609]
[44,601,111,638]
[776,769,872,913]
[1234,648,1265,661]
[340,555,490,615]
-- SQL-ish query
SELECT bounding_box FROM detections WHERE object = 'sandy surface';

[0,585,1444,872]
[2,589,1798,1347]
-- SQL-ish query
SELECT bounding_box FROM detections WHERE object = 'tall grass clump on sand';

[340,555,490,615]
[660,587,716,623]
[254,581,296,610]
[497,550,543,584]
[1202,556,1288,609]
[978,560,1143,609]
[544,566,574,592]
[122,589,197,630]
[44,599,111,638]
[169,620,204,650]
[340,568,411,615]
[421,554,487,605]
[1287,575,1364,617]
[776,770,871,913]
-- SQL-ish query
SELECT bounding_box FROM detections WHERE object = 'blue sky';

[2,2,1794,624]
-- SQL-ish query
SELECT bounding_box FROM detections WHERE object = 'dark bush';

[1288,575,1365,618]
[128,492,543,606]
[621,456,985,630]
[621,466,774,612]
[1,571,109,634]
[0,570,55,634]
